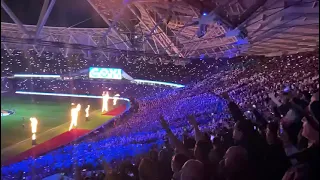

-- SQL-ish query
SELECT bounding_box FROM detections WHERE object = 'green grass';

[1,95,115,161]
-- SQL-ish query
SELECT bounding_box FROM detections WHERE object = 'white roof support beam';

[250,15,313,43]
[87,0,132,49]
[145,9,184,57]
[35,0,55,39]
[98,4,128,46]
[1,0,30,36]
[252,43,306,50]
[132,3,184,57]
[36,0,49,29]
[86,35,108,58]
[1,42,13,55]
[127,4,172,55]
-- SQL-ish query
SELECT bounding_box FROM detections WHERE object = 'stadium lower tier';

[1,92,228,179]
[1,93,129,165]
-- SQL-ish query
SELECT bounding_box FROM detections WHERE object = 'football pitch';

[1,94,114,161]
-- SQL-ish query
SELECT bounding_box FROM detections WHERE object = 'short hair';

[183,137,196,149]
[138,158,157,180]
[181,159,204,180]
[173,153,189,171]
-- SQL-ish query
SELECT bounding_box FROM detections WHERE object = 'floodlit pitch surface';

[1,94,114,162]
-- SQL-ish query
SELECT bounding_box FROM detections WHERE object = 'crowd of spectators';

[0,49,264,84]
[7,79,171,99]
[1,49,319,180]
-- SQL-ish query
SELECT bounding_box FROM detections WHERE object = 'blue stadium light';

[200,54,205,60]
[15,91,130,102]
[133,79,185,88]
[13,74,61,78]
[202,12,207,16]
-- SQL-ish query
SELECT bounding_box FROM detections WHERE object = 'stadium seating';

[1,50,319,180]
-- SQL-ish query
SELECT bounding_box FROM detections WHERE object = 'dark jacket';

[264,142,291,180]
[289,144,320,180]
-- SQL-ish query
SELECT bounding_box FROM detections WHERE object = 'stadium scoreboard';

[89,67,122,80]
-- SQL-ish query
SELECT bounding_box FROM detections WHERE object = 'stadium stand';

[1,49,319,180]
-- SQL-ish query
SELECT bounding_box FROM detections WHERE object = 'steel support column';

[35,0,56,39]
[35,0,51,38]
[1,0,29,36]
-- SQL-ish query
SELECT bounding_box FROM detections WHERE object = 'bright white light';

[30,117,38,133]
[69,104,81,131]
[32,134,36,140]
[113,94,120,105]
[13,74,60,78]
[102,91,109,112]
[85,105,90,117]
[15,91,130,101]
[132,79,185,88]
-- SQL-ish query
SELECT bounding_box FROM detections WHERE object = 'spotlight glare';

[69,104,81,131]
[85,105,90,118]
[102,91,109,112]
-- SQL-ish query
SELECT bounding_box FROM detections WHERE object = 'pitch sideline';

[1,121,69,155]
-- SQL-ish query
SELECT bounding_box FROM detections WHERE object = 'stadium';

[1,0,319,180]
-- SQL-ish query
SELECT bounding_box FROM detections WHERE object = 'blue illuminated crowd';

[1,50,319,180]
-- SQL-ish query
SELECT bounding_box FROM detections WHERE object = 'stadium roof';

[1,0,319,62]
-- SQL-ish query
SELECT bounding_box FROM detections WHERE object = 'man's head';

[233,120,254,142]
[158,150,169,162]
[183,137,196,149]
[302,101,319,144]
[223,146,248,172]
[180,160,204,180]
[138,158,158,180]
[149,150,158,162]
[171,153,189,173]
[212,136,222,150]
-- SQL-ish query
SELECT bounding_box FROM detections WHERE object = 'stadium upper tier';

[1,49,258,84]
[3,78,175,99]
[1,0,318,60]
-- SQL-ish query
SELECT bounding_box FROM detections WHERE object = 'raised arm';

[188,115,204,142]
[159,115,191,157]
[222,92,245,122]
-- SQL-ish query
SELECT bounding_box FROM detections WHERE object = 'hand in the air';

[159,115,170,130]
[188,115,198,127]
